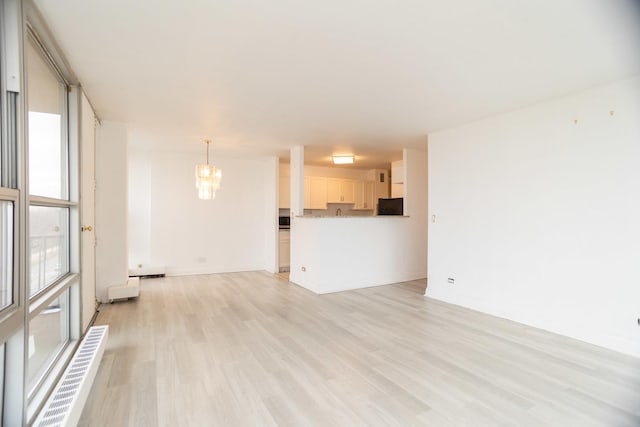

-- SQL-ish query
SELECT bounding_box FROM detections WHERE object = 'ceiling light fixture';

[332,155,354,165]
[195,139,222,200]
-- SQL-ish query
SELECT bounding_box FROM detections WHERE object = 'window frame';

[22,22,81,420]
[1,2,84,424]
[26,278,76,400]
[28,203,71,298]
[0,188,19,318]
[0,1,28,425]
[25,31,72,301]
[0,342,5,417]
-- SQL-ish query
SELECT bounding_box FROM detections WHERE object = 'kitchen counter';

[288,214,423,294]
[296,215,409,218]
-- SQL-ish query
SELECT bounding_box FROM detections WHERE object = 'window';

[0,201,13,310]
[26,37,68,200]
[26,31,73,298]
[0,6,81,424]
[27,290,70,392]
[29,206,69,296]
[23,29,79,413]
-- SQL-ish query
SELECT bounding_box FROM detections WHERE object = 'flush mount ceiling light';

[195,139,222,200]
[332,155,354,165]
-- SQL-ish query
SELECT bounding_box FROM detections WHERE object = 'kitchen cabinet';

[304,177,310,209]
[305,177,327,209]
[327,179,355,204]
[279,177,290,209]
[279,230,290,271]
[391,160,404,198]
[391,160,403,184]
[354,181,375,210]
[390,160,403,198]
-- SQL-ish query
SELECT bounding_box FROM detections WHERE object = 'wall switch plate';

[301,266,306,272]
[447,278,455,284]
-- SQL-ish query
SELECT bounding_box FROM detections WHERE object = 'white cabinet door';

[327,179,342,203]
[342,180,356,203]
[309,177,327,209]
[364,181,375,210]
[279,230,290,269]
[327,178,355,203]
[304,177,311,209]
[391,160,404,184]
[354,181,364,209]
[354,181,375,210]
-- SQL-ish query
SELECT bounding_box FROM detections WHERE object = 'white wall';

[128,148,151,270]
[128,147,278,276]
[290,147,427,293]
[95,121,128,302]
[426,76,640,357]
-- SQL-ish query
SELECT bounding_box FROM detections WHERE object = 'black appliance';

[377,198,403,216]
[278,216,291,229]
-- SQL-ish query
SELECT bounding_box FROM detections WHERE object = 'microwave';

[278,216,291,228]
[378,198,403,216]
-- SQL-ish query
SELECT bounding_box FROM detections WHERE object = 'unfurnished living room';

[0,0,639,426]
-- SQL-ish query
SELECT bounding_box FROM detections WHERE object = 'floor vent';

[34,325,109,427]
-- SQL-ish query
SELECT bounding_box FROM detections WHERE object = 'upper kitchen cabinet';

[391,160,404,184]
[327,178,356,204]
[304,176,328,209]
[391,160,404,198]
[354,181,375,210]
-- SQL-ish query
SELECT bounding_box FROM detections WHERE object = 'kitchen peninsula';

[285,148,428,295]
[290,215,415,293]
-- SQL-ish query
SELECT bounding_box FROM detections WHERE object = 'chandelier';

[195,139,222,200]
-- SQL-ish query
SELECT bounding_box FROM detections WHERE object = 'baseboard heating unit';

[128,265,166,279]
[108,277,140,302]
[33,325,109,427]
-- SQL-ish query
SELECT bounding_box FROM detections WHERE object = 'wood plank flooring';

[79,272,640,426]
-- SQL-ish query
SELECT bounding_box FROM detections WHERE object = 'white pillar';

[290,146,305,216]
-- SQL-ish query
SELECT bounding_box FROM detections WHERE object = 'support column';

[290,146,304,217]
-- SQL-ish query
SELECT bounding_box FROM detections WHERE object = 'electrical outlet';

[447,278,455,284]
[301,266,306,272]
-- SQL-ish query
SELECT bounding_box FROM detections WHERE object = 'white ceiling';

[35,0,640,168]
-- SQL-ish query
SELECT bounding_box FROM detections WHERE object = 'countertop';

[295,215,409,218]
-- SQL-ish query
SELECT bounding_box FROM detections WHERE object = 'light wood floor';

[79,272,640,426]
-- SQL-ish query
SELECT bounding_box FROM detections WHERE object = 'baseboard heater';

[128,265,166,279]
[108,277,140,302]
[34,325,109,427]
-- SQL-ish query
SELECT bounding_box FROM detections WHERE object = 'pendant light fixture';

[195,139,222,200]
